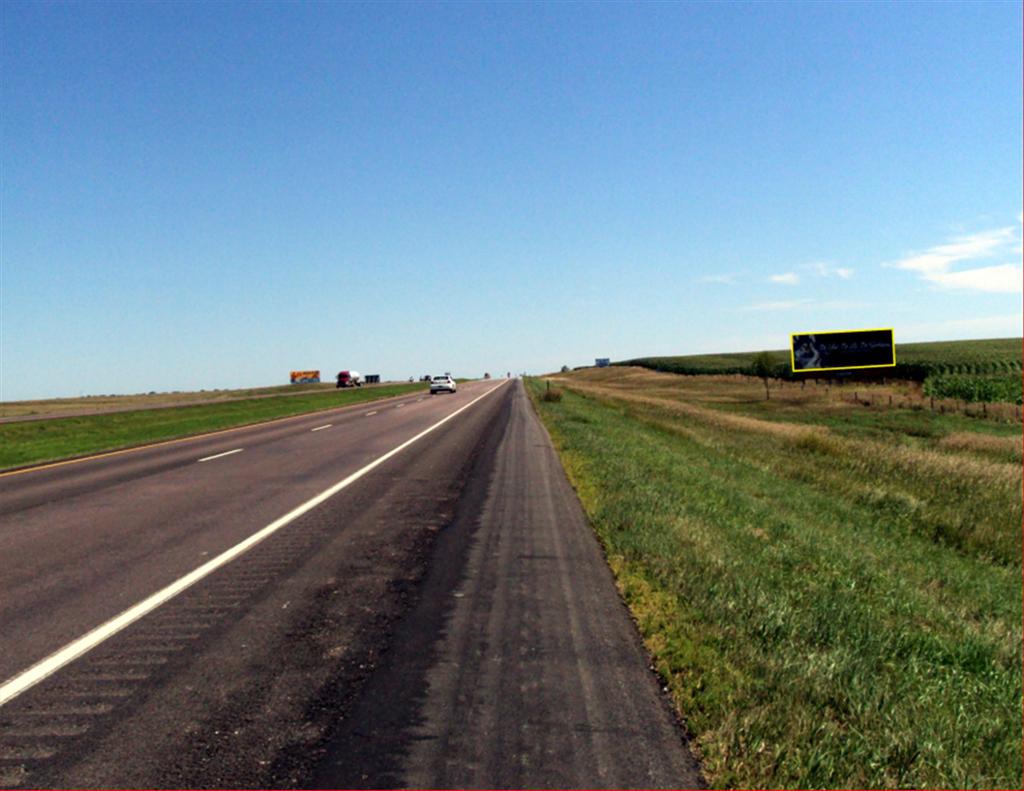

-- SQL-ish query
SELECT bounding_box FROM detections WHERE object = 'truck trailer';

[336,370,363,388]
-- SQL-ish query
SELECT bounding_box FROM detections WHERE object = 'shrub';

[542,386,563,402]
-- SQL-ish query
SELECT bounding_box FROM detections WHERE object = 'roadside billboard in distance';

[790,328,895,373]
[595,358,611,367]
[290,370,321,384]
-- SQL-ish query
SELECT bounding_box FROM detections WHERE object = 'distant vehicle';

[430,374,457,395]
[364,374,381,384]
[336,370,363,388]
[484,372,491,379]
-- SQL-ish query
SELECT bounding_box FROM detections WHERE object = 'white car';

[430,375,457,394]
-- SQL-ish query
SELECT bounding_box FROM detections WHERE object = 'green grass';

[527,374,1021,789]
[624,337,1023,384]
[0,382,427,470]
[0,380,344,418]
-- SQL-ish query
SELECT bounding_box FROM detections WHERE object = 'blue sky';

[2,1,1021,400]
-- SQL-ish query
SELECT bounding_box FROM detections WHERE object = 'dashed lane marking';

[197,448,243,463]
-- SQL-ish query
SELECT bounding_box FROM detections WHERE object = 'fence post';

[888,395,892,406]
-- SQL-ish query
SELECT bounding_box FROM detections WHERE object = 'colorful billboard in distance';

[790,328,895,373]
[290,370,321,384]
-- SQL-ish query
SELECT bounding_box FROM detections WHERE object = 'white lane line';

[365,411,378,416]
[417,398,424,402]
[395,403,404,408]
[0,379,509,708]
[311,424,332,432]
[197,448,243,463]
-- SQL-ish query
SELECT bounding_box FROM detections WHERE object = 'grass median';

[0,382,428,471]
[527,371,1021,789]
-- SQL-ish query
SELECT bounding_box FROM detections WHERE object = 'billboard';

[790,328,895,373]
[595,358,610,368]
[290,370,321,384]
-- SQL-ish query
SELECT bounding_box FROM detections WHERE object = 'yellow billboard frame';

[790,327,896,373]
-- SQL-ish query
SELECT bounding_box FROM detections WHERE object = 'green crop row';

[926,359,1022,375]
[622,338,1022,384]
[923,373,1023,405]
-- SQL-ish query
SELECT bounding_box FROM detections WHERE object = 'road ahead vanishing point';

[0,379,702,789]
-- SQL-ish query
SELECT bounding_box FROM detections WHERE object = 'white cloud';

[887,226,1019,292]
[769,272,800,285]
[927,264,1022,293]
[805,261,854,279]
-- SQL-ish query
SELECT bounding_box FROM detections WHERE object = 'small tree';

[751,352,775,400]
[561,365,571,373]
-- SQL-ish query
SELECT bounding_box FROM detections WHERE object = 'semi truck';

[336,370,363,388]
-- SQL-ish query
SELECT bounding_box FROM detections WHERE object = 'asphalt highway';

[0,379,701,789]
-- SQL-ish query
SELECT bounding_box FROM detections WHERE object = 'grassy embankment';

[528,367,1021,789]
[0,380,342,420]
[0,382,426,471]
